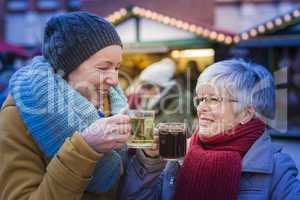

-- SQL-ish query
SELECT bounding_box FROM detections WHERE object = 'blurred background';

[0,0,300,166]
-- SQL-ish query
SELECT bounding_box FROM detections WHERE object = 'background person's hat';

[139,58,176,88]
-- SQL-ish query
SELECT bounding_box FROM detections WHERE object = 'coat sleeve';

[271,152,300,200]
[0,106,105,200]
[120,149,166,200]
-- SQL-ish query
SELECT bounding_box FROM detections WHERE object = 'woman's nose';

[105,71,118,86]
[197,102,210,113]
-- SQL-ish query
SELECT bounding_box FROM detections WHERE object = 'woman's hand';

[143,128,160,158]
[81,114,131,153]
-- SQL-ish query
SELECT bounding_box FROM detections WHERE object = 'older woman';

[0,12,166,200]
[122,59,300,200]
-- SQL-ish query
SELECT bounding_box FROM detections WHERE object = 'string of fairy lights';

[106,6,234,45]
[234,8,300,43]
[106,6,300,45]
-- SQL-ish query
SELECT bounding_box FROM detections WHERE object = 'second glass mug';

[157,122,187,160]
[127,110,187,161]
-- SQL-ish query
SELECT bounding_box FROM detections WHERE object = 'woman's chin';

[197,126,212,137]
[197,125,220,138]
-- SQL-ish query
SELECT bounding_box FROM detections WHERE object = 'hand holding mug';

[81,114,131,153]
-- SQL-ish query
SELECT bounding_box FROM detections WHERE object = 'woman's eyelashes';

[96,64,120,72]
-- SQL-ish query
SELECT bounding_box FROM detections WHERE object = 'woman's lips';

[97,89,109,95]
[198,117,214,125]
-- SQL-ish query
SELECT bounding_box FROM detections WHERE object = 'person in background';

[127,58,194,126]
[175,60,200,130]
[176,60,200,94]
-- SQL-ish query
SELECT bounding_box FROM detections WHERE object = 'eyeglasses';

[193,96,239,107]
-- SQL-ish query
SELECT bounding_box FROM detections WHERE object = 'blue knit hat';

[43,11,122,77]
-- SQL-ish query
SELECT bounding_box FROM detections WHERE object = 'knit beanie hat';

[43,11,122,77]
[139,58,176,87]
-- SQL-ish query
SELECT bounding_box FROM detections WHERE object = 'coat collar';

[1,95,15,109]
[241,131,282,174]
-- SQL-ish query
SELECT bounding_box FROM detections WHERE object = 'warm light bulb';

[275,18,282,26]
[241,33,249,40]
[120,8,127,16]
[284,14,292,22]
[293,10,300,17]
[217,34,225,42]
[225,36,233,44]
[196,27,203,35]
[250,29,258,37]
[258,25,266,33]
[209,31,217,40]
[266,21,274,29]
[132,7,141,15]
[234,36,240,43]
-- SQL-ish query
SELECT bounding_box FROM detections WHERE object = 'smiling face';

[67,45,122,108]
[195,83,242,138]
[193,59,273,138]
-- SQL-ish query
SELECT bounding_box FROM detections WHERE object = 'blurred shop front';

[108,6,235,89]
[231,6,300,138]
[107,5,300,139]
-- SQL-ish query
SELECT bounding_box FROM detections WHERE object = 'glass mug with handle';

[158,122,187,160]
[127,110,155,148]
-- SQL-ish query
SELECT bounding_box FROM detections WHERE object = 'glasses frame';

[193,96,239,107]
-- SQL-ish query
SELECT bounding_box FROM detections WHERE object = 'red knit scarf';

[173,118,265,200]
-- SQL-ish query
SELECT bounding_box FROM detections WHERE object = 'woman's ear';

[238,106,256,125]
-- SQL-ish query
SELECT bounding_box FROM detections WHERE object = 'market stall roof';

[234,6,300,46]
[104,5,300,48]
[105,6,235,46]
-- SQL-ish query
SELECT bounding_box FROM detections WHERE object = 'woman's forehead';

[196,83,230,96]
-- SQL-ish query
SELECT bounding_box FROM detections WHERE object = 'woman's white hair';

[196,59,275,119]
